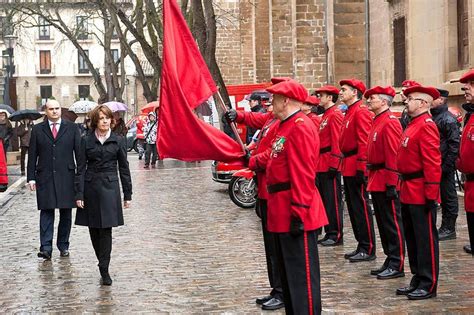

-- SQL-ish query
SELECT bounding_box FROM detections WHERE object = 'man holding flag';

[264,79,327,315]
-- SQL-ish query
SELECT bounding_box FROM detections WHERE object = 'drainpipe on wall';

[365,0,371,87]
[324,0,329,84]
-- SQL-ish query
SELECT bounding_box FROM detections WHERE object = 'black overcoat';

[27,120,81,210]
[74,131,132,228]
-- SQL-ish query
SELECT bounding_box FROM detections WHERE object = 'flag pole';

[215,90,247,153]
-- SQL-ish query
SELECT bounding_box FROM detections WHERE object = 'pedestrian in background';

[0,110,13,156]
[112,112,128,136]
[143,111,158,169]
[27,99,81,260]
[75,105,132,286]
[456,69,474,256]
[364,86,405,280]
[16,118,33,176]
[246,93,267,144]
[135,114,147,160]
[431,89,460,241]
[397,85,441,300]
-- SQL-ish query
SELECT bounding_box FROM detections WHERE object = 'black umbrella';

[8,109,43,122]
[0,104,14,114]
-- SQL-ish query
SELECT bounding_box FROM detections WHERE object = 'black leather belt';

[342,149,357,158]
[367,163,385,171]
[400,171,424,181]
[466,174,474,182]
[267,182,291,194]
[320,146,331,154]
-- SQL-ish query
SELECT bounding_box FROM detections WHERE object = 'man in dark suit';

[27,100,81,260]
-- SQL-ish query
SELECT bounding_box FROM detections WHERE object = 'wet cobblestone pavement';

[1,155,473,313]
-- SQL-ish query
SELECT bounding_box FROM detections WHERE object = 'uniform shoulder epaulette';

[295,117,305,124]
[425,118,434,123]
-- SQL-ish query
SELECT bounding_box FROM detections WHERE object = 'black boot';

[99,266,112,286]
[439,217,456,241]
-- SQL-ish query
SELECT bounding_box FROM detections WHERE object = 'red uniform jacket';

[317,105,344,172]
[266,111,328,233]
[339,100,373,176]
[308,113,322,130]
[397,112,441,204]
[457,114,474,212]
[367,110,402,192]
[236,111,279,200]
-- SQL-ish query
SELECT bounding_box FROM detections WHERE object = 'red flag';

[157,0,244,162]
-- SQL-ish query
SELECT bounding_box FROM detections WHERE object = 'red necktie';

[52,123,58,139]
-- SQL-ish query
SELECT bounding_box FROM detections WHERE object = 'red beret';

[315,85,340,95]
[459,69,474,83]
[401,80,421,88]
[266,80,308,103]
[271,77,292,85]
[364,86,396,99]
[403,85,440,100]
[339,79,366,94]
[305,95,320,106]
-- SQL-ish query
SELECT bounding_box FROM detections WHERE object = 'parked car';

[126,119,137,152]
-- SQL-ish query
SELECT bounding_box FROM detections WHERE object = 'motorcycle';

[228,168,257,209]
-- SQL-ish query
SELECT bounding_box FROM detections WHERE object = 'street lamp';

[3,34,17,107]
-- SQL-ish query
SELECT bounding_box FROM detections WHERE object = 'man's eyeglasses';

[405,97,426,103]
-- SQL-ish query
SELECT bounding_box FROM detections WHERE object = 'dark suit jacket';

[27,120,81,210]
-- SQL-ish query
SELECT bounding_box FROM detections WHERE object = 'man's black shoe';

[407,289,436,300]
[60,250,70,257]
[438,228,456,241]
[349,252,376,262]
[344,249,359,259]
[377,268,405,280]
[255,295,273,305]
[396,285,417,295]
[261,297,285,310]
[370,265,387,276]
[37,251,51,260]
[317,235,329,244]
[320,238,343,247]
[463,245,472,254]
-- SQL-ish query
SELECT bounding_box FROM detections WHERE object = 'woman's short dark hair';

[89,105,115,130]
[331,93,339,103]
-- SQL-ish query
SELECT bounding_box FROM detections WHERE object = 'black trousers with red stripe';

[401,203,439,293]
[466,212,474,255]
[343,176,376,255]
[275,231,321,315]
[371,192,405,270]
[317,172,343,242]
[257,199,283,299]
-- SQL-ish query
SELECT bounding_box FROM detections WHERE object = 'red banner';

[157,0,244,162]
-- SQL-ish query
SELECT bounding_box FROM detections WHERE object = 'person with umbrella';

[16,119,34,176]
[0,110,13,157]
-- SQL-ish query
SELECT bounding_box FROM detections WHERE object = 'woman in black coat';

[75,105,132,286]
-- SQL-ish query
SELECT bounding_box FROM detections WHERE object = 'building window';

[111,25,119,39]
[38,16,50,40]
[39,50,51,74]
[393,17,406,87]
[78,50,89,74]
[457,0,469,68]
[111,49,119,64]
[40,85,52,106]
[76,16,88,40]
[78,85,90,100]
[0,16,13,40]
